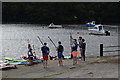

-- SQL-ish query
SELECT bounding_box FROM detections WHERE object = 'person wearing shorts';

[56,41,64,66]
[43,55,48,60]
[41,43,50,68]
[72,51,78,57]
[27,44,34,65]
[71,39,78,65]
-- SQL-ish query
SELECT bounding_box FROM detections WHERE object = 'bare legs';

[43,60,48,68]
[58,59,63,66]
[81,49,85,61]
[73,57,77,65]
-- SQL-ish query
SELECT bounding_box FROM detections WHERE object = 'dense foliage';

[2,2,119,24]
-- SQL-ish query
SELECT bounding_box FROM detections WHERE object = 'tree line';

[2,2,120,24]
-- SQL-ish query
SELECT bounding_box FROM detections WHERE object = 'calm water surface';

[1,24,119,59]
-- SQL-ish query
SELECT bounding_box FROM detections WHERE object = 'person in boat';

[56,41,64,66]
[27,44,34,65]
[71,39,78,65]
[80,39,86,61]
[78,36,83,58]
[41,43,50,68]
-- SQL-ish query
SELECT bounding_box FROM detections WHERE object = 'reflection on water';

[1,24,119,59]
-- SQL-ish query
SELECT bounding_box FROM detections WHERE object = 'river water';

[1,24,119,59]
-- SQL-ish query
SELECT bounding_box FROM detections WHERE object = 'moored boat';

[85,21,95,27]
[88,24,110,36]
[48,23,63,28]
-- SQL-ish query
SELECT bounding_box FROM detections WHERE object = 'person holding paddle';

[41,43,50,68]
[56,41,64,66]
[71,39,78,65]
[48,36,64,66]
[27,44,34,65]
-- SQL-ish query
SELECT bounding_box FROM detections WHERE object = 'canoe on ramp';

[10,59,43,65]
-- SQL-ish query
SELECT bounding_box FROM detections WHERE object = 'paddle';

[48,36,57,48]
[27,39,30,57]
[37,36,44,45]
[32,44,38,60]
[32,45,35,54]
[48,36,64,59]
[27,39,30,44]
[70,32,73,45]
[70,32,73,59]
[37,36,51,58]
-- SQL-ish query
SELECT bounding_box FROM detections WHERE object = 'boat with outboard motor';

[88,24,110,36]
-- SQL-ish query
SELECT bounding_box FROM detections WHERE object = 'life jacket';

[72,43,78,51]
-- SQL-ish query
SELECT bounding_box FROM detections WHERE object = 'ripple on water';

[1,24,119,59]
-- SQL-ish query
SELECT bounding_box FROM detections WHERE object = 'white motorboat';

[48,23,63,28]
[85,21,96,27]
[88,24,110,36]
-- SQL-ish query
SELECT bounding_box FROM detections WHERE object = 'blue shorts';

[57,52,63,59]
[42,53,49,55]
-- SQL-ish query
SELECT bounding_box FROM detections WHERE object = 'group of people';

[71,37,86,65]
[27,36,86,68]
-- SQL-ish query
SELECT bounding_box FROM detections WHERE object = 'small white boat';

[88,24,110,36]
[85,21,96,27]
[48,23,63,28]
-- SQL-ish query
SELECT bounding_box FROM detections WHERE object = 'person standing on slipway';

[56,41,64,66]
[71,39,78,65]
[78,36,83,58]
[41,43,50,68]
[81,39,86,61]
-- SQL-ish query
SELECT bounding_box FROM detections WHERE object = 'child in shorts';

[56,41,64,66]
[41,43,50,68]
[71,39,78,65]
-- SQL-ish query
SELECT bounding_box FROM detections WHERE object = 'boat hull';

[48,27,63,29]
[85,24,95,27]
[89,32,106,35]
[48,25,63,28]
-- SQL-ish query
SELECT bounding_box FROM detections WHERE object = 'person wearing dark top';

[27,44,34,65]
[78,37,83,48]
[71,39,78,65]
[78,36,83,58]
[81,39,86,61]
[41,43,50,68]
[56,41,64,66]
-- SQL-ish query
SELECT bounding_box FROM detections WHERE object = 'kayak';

[10,59,43,65]
[64,56,71,59]
[5,57,26,62]
[0,65,17,69]
[20,55,43,60]
[0,60,17,69]
[0,60,10,66]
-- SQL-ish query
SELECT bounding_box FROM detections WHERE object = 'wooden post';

[100,44,103,56]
